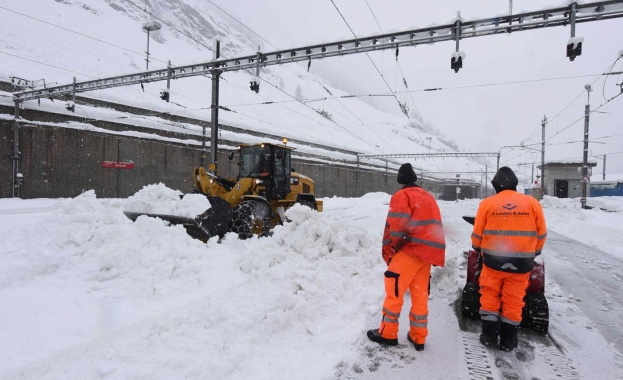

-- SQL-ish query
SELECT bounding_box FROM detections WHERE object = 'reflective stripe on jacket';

[382,185,446,267]
[471,190,547,273]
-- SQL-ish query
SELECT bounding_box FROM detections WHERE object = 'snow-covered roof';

[539,160,598,167]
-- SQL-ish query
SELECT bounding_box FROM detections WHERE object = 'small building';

[439,179,480,201]
[538,161,597,198]
[590,180,623,197]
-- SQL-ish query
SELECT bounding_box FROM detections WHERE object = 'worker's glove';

[382,247,395,266]
[474,253,484,283]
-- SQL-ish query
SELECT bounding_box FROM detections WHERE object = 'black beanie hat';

[397,163,417,184]
[491,166,518,193]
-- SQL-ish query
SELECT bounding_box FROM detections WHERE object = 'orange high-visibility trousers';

[378,251,431,344]
[479,265,530,324]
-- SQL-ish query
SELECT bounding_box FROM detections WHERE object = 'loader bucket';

[123,195,233,241]
[195,196,233,239]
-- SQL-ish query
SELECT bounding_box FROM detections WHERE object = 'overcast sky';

[210,0,623,176]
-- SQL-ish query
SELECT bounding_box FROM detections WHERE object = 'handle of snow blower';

[462,216,476,225]
[474,250,483,283]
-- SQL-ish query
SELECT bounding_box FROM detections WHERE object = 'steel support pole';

[485,165,488,197]
[602,155,606,180]
[385,160,388,184]
[455,14,461,52]
[208,70,221,172]
[166,60,171,103]
[581,93,591,209]
[208,40,221,173]
[541,116,547,199]
[12,101,20,198]
[570,2,577,38]
[356,156,360,196]
[146,30,151,70]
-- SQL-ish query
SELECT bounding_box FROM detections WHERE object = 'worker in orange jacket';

[367,163,446,351]
[471,166,547,351]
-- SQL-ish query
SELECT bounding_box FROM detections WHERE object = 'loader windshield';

[240,145,270,178]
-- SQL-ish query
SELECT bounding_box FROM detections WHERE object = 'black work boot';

[499,322,519,352]
[367,329,398,346]
[479,319,500,347]
[407,333,425,351]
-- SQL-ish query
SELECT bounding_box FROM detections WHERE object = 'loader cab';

[238,143,291,200]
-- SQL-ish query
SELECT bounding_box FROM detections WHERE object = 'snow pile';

[541,195,623,256]
[123,183,212,216]
[0,190,391,379]
[2,188,623,379]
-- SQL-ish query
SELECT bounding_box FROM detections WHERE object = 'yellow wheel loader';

[124,142,323,240]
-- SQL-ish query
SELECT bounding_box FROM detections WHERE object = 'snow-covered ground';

[1,186,622,379]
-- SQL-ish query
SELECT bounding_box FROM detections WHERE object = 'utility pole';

[485,165,488,198]
[602,154,607,180]
[480,170,484,199]
[356,156,360,196]
[208,40,221,173]
[541,116,547,199]
[456,174,460,202]
[12,101,21,198]
[581,84,592,209]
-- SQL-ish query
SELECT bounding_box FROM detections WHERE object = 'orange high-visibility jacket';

[382,185,446,267]
[471,190,547,273]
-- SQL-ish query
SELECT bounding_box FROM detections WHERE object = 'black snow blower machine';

[124,142,322,241]
[460,216,549,333]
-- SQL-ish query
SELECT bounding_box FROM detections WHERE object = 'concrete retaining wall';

[1,119,409,199]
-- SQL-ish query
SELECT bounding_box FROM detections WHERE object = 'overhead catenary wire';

[65,0,386,152]
[520,55,623,146]
[602,56,623,102]
[216,73,602,108]
[204,0,393,153]
[0,50,96,78]
[217,76,368,144]
[544,91,623,144]
[330,0,424,143]
[364,0,422,120]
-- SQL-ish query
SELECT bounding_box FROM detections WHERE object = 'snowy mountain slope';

[0,0,488,178]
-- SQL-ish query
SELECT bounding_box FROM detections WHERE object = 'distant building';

[439,179,480,201]
[537,161,597,198]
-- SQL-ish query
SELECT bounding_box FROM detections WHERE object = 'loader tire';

[231,200,272,239]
